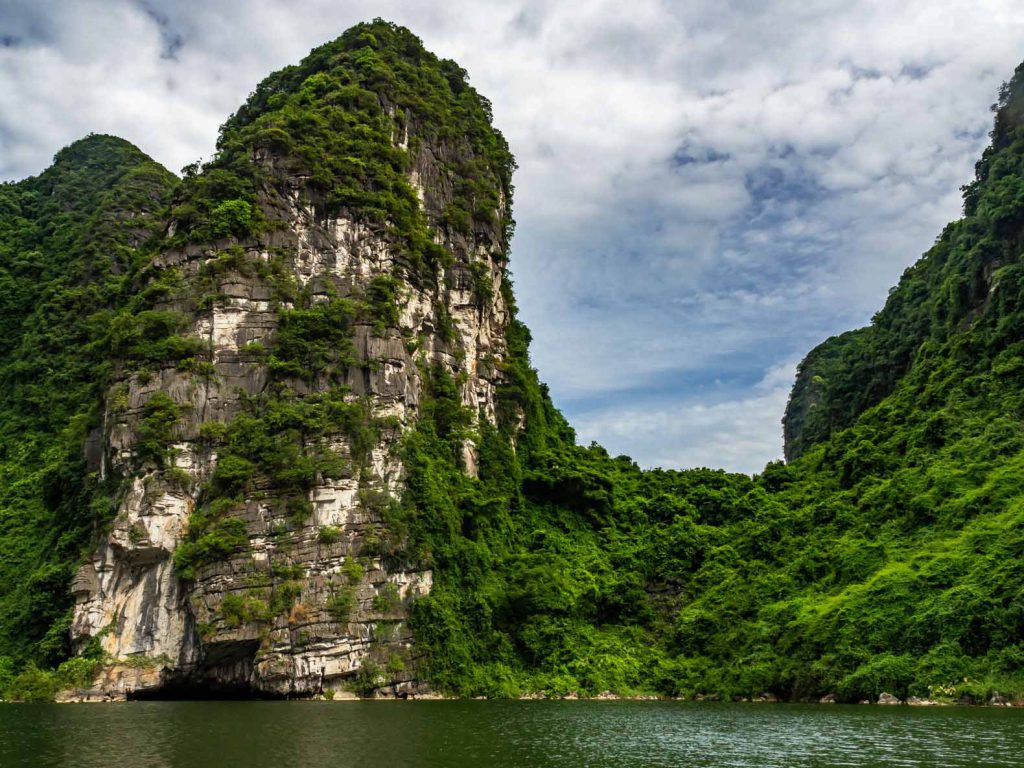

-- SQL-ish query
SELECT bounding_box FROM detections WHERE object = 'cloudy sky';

[3,1,1024,473]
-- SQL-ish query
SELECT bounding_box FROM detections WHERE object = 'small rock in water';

[819,693,837,704]
[409,691,445,700]
[877,692,900,705]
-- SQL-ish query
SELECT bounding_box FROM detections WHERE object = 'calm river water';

[1,700,1021,767]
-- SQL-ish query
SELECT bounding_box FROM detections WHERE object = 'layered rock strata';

[68,39,512,698]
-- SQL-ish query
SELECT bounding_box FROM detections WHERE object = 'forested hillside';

[0,22,1021,703]
[0,137,175,674]
[372,54,1024,704]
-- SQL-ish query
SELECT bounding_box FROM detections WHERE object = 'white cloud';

[2,0,1024,472]
[573,362,797,475]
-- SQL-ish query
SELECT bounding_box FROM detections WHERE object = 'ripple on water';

[1,701,1022,768]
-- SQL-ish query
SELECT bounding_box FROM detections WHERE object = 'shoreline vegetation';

[4,651,1019,705]
[4,651,1023,705]
[16,691,1024,707]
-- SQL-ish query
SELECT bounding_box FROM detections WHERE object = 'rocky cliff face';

[68,22,515,699]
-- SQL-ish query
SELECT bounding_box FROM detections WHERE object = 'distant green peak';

[47,134,154,175]
[26,134,171,214]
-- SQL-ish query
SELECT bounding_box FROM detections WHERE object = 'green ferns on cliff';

[2,21,1024,703]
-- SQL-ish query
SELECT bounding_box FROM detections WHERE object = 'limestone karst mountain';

[66,22,516,698]
[2,22,1024,704]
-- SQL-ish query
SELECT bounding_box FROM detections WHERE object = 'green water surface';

[1,701,1021,767]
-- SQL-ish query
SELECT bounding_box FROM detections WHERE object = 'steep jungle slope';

[0,136,176,670]
[784,66,1024,460]
[723,64,1024,701]
[378,55,1024,703]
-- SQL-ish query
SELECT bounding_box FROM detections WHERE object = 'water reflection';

[1,701,1022,768]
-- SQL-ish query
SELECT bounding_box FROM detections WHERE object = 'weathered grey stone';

[69,116,512,700]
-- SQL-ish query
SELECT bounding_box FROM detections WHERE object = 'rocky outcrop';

[68,27,513,699]
[782,328,865,461]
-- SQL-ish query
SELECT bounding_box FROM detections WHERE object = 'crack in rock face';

[68,27,516,700]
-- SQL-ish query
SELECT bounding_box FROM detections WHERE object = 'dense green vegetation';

[785,64,1024,461]
[391,63,1024,702]
[2,21,1023,704]
[172,385,386,580]
[0,136,175,678]
[170,20,514,280]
